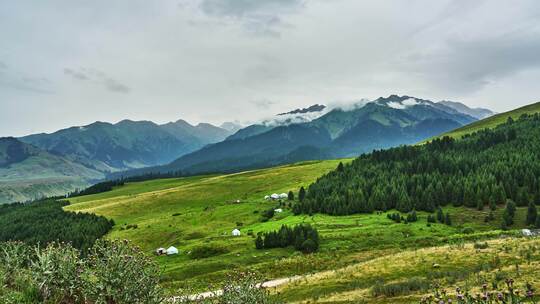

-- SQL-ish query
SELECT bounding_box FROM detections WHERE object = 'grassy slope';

[65,158,530,296]
[277,237,540,303]
[433,101,540,140]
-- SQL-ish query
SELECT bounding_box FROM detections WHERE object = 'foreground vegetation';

[275,236,539,303]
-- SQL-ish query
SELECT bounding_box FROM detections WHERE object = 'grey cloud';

[64,68,89,80]
[64,67,130,94]
[252,99,277,109]
[199,0,303,18]
[194,0,304,36]
[104,78,130,93]
[397,29,540,94]
[0,61,7,69]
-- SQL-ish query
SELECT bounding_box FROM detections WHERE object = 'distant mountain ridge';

[438,100,495,119]
[20,119,232,173]
[0,137,103,203]
[113,95,484,179]
[1,119,232,204]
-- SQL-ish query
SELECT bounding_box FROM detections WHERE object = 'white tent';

[279,193,288,199]
[270,193,280,200]
[522,229,533,237]
[156,247,166,255]
[232,228,241,236]
[166,246,179,255]
[274,208,283,213]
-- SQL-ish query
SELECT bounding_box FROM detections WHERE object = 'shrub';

[372,277,430,297]
[31,242,84,303]
[86,240,162,304]
[473,242,489,249]
[190,245,229,259]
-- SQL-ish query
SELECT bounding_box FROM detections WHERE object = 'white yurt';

[270,193,280,200]
[274,208,283,213]
[156,247,166,255]
[264,195,270,200]
[232,228,241,236]
[166,246,179,255]
[279,193,288,199]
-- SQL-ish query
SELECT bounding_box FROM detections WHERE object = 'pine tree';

[503,209,513,227]
[526,201,537,226]
[536,216,540,229]
[288,191,294,201]
[255,235,264,249]
[436,207,444,223]
[337,162,344,172]
[299,187,306,202]
[444,213,452,226]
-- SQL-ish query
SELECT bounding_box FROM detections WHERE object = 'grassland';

[65,158,533,300]
[276,236,540,303]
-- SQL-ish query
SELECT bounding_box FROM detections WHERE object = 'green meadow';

[65,158,533,298]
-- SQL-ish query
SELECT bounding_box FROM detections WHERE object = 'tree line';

[0,199,114,252]
[255,224,320,253]
[293,114,540,216]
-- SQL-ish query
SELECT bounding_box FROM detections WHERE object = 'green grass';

[64,158,532,296]
[426,101,540,141]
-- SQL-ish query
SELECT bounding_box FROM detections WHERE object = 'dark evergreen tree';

[288,191,294,201]
[255,235,264,249]
[299,187,306,202]
[444,213,452,226]
[526,201,537,226]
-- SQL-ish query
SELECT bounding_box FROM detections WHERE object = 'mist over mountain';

[437,100,495,119]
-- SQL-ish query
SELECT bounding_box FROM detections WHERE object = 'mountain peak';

[278,104,326,116]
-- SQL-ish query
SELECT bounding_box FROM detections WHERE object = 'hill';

[0,137,103,203]
[434,101,540,140]
[115,95,480,179]
[298,111,540,216]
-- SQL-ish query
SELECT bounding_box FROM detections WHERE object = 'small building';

[279,193,288,199]
[232,228,241,236]
[274,208,283,213]
[270,193,280,200]
[166,246,179,255]
[156,248,166,255]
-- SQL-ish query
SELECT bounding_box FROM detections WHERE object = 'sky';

[1,0,540,137]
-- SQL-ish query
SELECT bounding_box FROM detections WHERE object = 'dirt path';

[169,275,303,302]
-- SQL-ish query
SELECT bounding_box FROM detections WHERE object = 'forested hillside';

[296,113,540,215]
[0,199,113,251]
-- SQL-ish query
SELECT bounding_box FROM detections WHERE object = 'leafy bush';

[0,240,163,304]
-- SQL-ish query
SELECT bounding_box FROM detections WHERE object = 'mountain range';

[0,120,234,203]
[0,95,495,203]
[112,95,493,179]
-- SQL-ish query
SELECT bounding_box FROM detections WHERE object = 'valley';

[65,158,532,300]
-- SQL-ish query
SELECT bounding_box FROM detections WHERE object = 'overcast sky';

[1,0,540,136]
